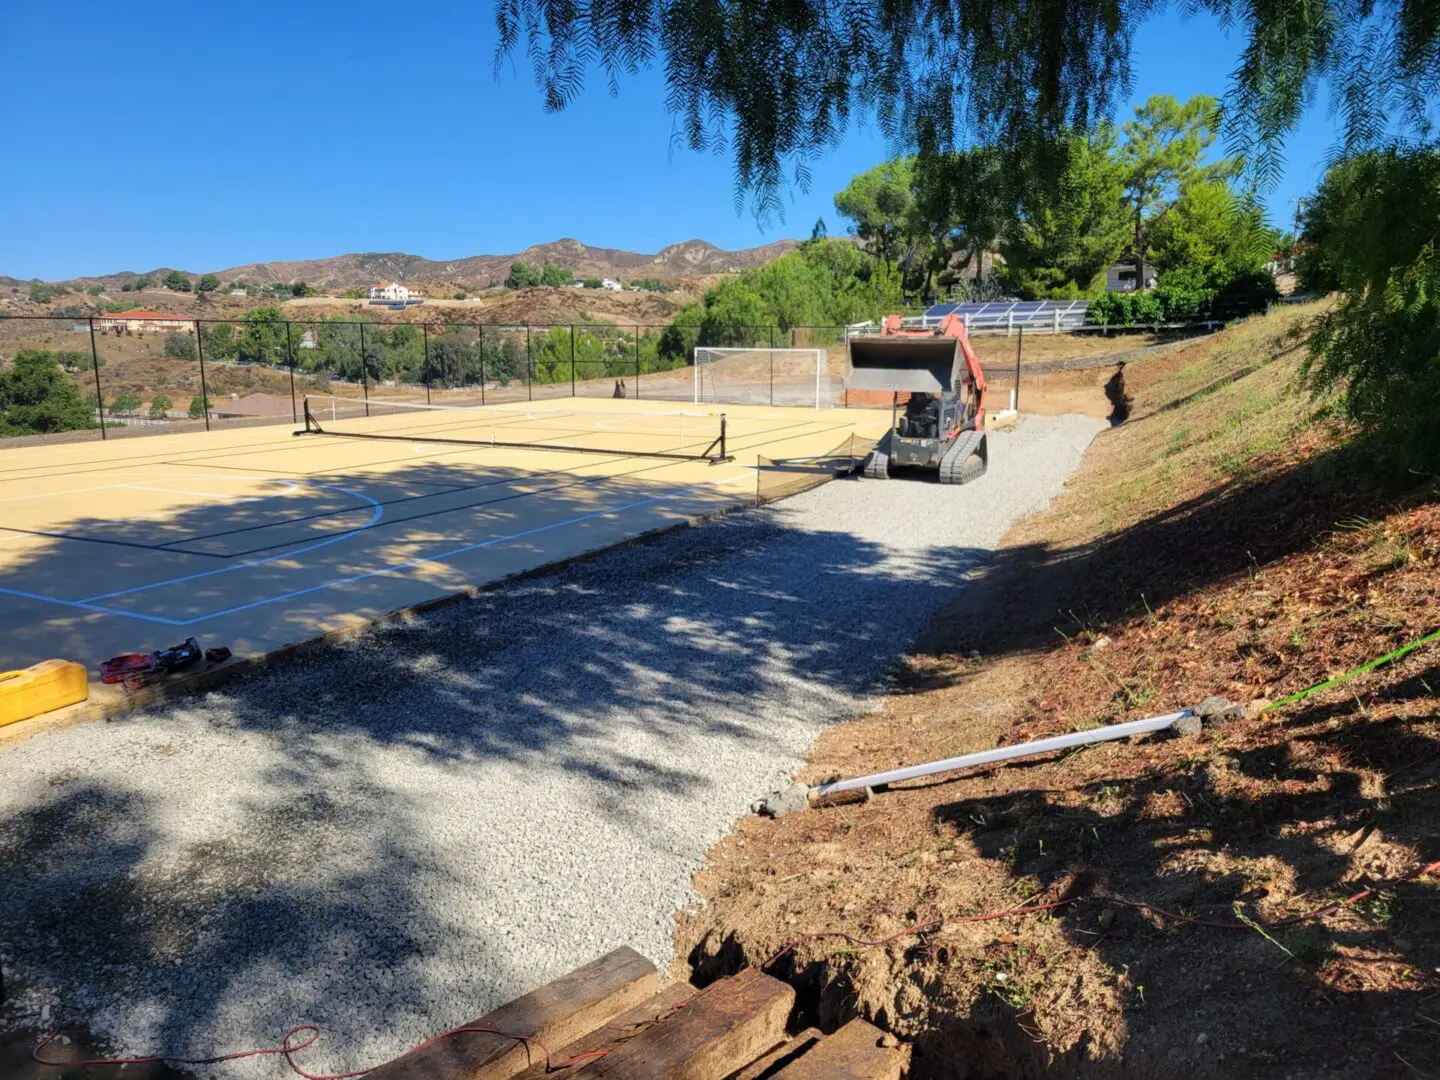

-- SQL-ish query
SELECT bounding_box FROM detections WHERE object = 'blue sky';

[0,2,1340,280]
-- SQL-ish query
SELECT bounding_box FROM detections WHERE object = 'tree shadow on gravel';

[922,677,1440,1078]
[0,458,987,1073]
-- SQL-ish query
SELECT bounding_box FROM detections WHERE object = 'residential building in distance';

[368,282,414,301]
[93,309,193,333]
[1104,259,1158,292]
[1105,261,1137,293]
[600,277,624,292]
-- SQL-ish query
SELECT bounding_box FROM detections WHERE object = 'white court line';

[123,482,300,503]
[0,481,141,505]
[0,477,305,532]
[0,471,299,501]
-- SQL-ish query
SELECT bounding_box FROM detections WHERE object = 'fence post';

[526,326,533,401]
[85,319,108,440]
[194,319,211,431]
[1053,309,1060,333]
[86,318,107,440]
[570,324,576,397]
[1013,326,1022,412]
[359,322,370,417]
[479,330,487,406]
[768,326,776,406]
[1007,311,1014,337]
[422,323,431,404]
[634,325,641,398]
[285,321,298,423]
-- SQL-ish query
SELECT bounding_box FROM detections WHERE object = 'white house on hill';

[369,282,414,301]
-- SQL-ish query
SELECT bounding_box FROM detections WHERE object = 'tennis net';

[297,394,734,463]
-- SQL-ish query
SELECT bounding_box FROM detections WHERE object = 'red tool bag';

[99,653,154,684]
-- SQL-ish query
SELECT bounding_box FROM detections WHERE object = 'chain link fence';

[0,314,1223,444]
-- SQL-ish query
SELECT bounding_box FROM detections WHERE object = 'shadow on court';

[0,460,984,1073]
[0,450,770,667]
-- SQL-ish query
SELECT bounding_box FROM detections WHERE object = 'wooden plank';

[770,1018,905,1080]
[364,946,657,1080]
[509,983,703,1079]
[730,1027,822,1080]
[570,969,795,1080]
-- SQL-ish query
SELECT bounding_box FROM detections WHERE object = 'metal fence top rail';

[924,299,1091,318]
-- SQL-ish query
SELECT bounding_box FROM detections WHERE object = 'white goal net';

[692,347,833,408]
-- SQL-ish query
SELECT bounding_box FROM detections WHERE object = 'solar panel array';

[921,299,1090,331]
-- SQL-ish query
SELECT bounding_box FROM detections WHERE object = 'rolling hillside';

[3,238,799,293]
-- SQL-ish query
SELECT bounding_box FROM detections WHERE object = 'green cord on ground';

[1263,627,1440,712]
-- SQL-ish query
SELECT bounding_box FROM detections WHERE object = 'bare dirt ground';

[968,328,1165,368]
[675,302,1440,1078]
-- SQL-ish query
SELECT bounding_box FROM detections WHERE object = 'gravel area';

[0,413,1102,1076]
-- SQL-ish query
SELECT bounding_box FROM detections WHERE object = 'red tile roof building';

[94,310,193,333]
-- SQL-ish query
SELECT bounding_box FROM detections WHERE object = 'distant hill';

[10,238,799,292]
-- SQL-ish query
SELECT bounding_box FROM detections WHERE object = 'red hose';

[31,860,1438,1076]
[31,1022,563,1080]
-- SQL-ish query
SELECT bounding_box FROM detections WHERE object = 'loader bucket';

[846,335,961,393]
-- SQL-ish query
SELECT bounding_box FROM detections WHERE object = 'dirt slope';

[676,302,1440,1078]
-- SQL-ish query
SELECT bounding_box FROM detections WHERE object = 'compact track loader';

[849,314,989,483]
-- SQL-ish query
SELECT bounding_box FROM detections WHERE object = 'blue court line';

[0,586,187,626]
[186,494,670,624]
[76,484,383,604]
[0,492,672,626]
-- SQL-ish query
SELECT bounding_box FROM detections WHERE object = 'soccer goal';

[692,347,833,409]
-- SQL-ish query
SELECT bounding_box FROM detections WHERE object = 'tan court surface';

[0,398,889,674]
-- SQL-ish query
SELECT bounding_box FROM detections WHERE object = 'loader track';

[862,432,892,479]
[939,429,987,485]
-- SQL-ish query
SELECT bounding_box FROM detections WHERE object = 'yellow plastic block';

[0,660,89,727]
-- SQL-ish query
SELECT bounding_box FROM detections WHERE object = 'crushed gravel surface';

[0,413,1102,1076]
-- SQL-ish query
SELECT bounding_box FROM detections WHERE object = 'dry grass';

[675,301,1440,1078]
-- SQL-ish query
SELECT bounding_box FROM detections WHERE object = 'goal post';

[692,347,833,409]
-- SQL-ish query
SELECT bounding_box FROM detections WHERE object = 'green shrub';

[0,351,97,435]
[1302,147,1440,474]
[1152,281,1215,321]
[1131,292,1165,324]
[164,332,196,359]
[1214,269,1280,317]
[1088,292,1130,325]
[149,394,172,419]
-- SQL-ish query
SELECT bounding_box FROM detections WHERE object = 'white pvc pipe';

[810,710,1193,798]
